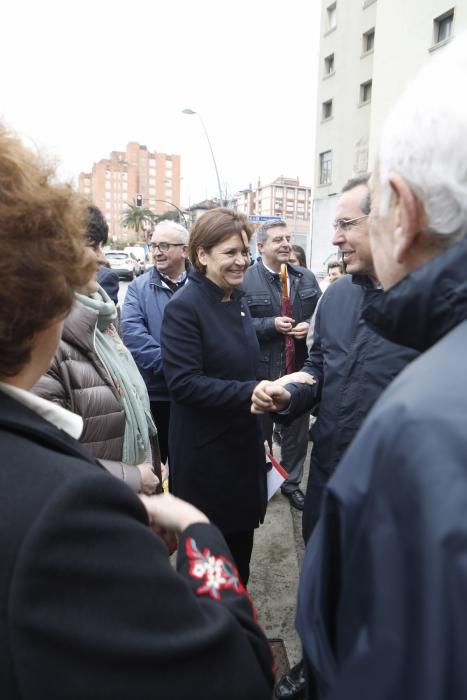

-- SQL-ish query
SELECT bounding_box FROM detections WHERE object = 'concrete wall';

[310,0,467,268]
[369,0,467,161]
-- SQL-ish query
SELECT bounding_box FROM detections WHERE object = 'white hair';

[153,220,189,243]
[378,35,467,242]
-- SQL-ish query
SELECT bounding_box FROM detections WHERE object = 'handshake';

[250,371,316,415]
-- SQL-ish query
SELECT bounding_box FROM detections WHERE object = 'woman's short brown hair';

[188,208,254,274]
[0,127,94,378]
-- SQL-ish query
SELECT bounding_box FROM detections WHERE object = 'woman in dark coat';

[161,208,267,584]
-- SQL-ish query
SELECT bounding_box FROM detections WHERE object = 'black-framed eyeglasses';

[150,242,185,252]
[332,215,368,231]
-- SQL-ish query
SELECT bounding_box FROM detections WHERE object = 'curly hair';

[0,127,94,378]
[188,208,253,274]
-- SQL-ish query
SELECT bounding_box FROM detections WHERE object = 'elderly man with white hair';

[297,37,467,699]
[122,220,190,464]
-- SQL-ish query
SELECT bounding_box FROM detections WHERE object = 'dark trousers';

[223,529,255,586]
[150,400,171,465]
[302,457,330,544]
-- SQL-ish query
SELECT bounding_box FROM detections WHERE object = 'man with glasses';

[253,175,417,700]
[122,221,190,464]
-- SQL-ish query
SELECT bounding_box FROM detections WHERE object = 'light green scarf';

[75,286,157,465]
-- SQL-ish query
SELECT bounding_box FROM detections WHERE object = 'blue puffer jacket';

[121,266,185,401]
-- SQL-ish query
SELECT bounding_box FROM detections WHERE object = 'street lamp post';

[153,199,189,228]
[182,108,224,206]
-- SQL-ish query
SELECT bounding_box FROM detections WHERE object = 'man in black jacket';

[243,220,321,510]
[253,176,417,700]
[296,37,467,700]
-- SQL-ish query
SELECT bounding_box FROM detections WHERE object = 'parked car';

[124,246,147,274]
[105,250,139,280]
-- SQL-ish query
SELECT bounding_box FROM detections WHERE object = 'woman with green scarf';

[33,206,161,494]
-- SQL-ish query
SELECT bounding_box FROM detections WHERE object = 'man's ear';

[389,174,423,264]
[257,242,264,255]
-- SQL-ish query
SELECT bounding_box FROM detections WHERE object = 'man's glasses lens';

[332,215,368,231]
[151,242,184,252]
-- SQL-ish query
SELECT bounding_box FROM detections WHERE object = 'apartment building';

[235,176,312,251]
[311,0,467,269]
[78,142,181,242]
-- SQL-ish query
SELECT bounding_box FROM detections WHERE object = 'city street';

[117,279,130,307]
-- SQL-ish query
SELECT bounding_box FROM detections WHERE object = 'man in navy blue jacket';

[122,221,189,463]
[252,176,416,700]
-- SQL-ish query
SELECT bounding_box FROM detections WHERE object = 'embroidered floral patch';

[186,537,246,600]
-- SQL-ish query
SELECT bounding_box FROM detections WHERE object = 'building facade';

[235,176,312,252]
[311,0,467,270]
[78,142,181,242]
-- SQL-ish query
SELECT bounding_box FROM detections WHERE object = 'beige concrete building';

[311,0,467,270]
[78,142,181,242]
[235,176,312,251]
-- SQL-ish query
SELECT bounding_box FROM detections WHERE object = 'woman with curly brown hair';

[161,208,268,584]
[0,130,273,700]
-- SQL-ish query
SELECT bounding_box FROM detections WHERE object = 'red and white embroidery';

[186,537,246,600]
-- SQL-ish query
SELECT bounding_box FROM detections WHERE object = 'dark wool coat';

[0,391,274,700]
[298,239,467,700]
[279,274,417,541]
[161,271,267,533]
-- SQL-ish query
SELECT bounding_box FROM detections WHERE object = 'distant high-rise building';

[78,142,181,241]
[311,0,467,269]
[235,176,312,252]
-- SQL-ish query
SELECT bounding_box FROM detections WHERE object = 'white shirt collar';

[0,382,83,440]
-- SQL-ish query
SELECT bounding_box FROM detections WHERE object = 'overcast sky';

[1,0,320,206]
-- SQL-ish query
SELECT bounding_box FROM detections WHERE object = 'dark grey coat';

[242,260,321,379]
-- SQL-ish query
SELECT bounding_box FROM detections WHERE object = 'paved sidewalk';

[248,445,310,669]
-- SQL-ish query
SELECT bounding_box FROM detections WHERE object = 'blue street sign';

[248,215,282,222]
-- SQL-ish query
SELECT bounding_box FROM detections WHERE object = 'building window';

[319,151,332,185]
[287,188,295,198]
[360,79,372,104]
[322,99,333,120]
[324,53,335,75]
[363,28,375,53]
[326,3,337,31]
[433,9,454,44]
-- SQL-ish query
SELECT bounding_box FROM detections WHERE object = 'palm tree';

[121,201,155,235]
